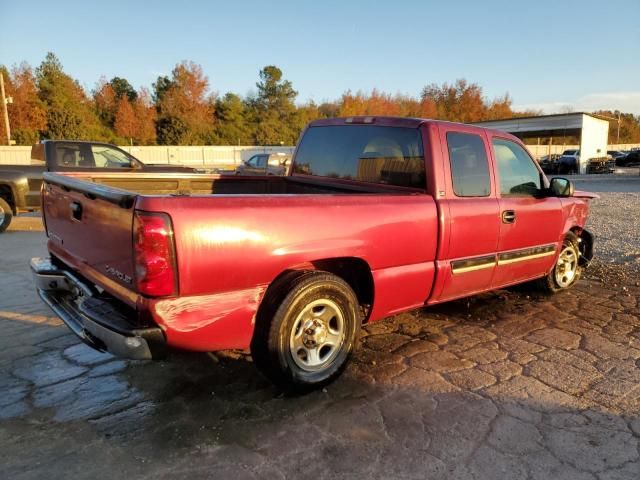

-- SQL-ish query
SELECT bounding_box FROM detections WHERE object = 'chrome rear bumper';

[31,257,166,360]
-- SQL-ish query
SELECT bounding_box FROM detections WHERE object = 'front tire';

[251,271,360,390]
[0,197,13,233]
[538,233,582,293]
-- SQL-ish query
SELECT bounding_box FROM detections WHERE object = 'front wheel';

[251,271,360,390]
[538,233,582,293]
[0,197,13,233]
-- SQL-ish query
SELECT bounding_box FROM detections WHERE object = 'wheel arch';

[256,256,375,330]
[0,182,17,215]
[568,226,593,266]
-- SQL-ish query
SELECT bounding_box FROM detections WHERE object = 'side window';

[447,132,491,197]
[246,155,258,167]
[493,138,541,196]
[256,155,267,168]
[91,146,133,168]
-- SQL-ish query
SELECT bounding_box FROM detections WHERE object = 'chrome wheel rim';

[289,299,345,372]
[555,245,578,288]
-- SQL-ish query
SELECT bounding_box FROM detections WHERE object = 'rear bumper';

[31,257,166,360]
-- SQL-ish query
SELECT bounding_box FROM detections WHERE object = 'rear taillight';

[133,211,177,297]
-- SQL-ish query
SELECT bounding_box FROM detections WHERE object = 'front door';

[490,136,563,287]
[435,127,501,302]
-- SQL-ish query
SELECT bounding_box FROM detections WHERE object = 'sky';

[1,0,639,114]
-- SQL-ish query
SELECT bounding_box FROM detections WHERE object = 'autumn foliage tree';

[0,63,47,145]
[114,88,156,145]
[154,61,214,145]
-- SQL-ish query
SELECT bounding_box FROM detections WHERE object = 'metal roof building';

[471,113,610,174]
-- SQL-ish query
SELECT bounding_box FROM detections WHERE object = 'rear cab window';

[293,125,426,190]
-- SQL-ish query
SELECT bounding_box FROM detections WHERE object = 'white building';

[472,113,610,174]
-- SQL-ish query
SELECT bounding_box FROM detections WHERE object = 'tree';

[113,87,157,145]
[93,78,118,127]
[156,116,188,145]
[0,63,47,145]
[249,65,298,145]
[134,88,157,145]
[421,79,488,122]
[114,97,136,141]
[212,93,252,145]
[594,110,640,144]
[486,93,514,120]
[36,52,103,140]
[154,61,214,144]
[152,75,173,107]
[110,77,137,102]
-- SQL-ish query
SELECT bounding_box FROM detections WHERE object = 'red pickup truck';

[32,117,596,389]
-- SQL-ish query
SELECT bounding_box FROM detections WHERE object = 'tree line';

[1,52,639,146]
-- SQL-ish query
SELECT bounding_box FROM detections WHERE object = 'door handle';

[502,210,516,224]
[70,201,83,221]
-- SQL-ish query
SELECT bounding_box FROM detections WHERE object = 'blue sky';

[1,0,639,113]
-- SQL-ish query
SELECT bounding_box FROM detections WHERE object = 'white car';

[558,149,580,174]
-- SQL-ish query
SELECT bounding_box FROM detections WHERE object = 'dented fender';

[149,285,267,351]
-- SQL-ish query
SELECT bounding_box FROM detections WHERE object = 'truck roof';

[307,116,519,139]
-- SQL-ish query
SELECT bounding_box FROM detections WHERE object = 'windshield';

[293,125,425,189]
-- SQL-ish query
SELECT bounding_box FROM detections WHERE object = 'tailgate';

[42,172,138,291]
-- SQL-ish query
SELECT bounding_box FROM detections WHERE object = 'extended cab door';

[433,126,501,302]
[490,136,563,287]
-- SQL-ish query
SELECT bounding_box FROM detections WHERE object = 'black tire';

[251,271,360,390]
[0,197,13,233]
[537,232,582,294]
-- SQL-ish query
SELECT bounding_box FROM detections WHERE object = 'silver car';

[235,153,292,176]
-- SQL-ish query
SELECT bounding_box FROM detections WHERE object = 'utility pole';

[0,73,12,146]
[616,111,621,145]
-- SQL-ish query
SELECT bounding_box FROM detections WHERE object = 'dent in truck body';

[151,286,267,351]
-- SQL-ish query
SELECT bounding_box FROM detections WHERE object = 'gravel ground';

[586,193,640,267]
[571,176,640,286]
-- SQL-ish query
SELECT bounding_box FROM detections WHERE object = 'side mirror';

[550,177,574,197]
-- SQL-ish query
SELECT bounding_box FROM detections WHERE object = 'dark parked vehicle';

[557,149,580,174]
[538,154,562,174]
[586,156,615,174]
[607,150,628,164]
[616,150,640,167]
[235,153,292,176]
[0,140,200,232]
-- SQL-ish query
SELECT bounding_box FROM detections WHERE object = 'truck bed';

[42,171,434,309]
[46,171,419,197]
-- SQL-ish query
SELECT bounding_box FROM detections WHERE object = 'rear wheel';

[251,271,360,390]
[538,233,582,293]
[0,197,13,233]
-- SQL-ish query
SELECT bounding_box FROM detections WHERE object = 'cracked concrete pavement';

[1,178,639,479]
